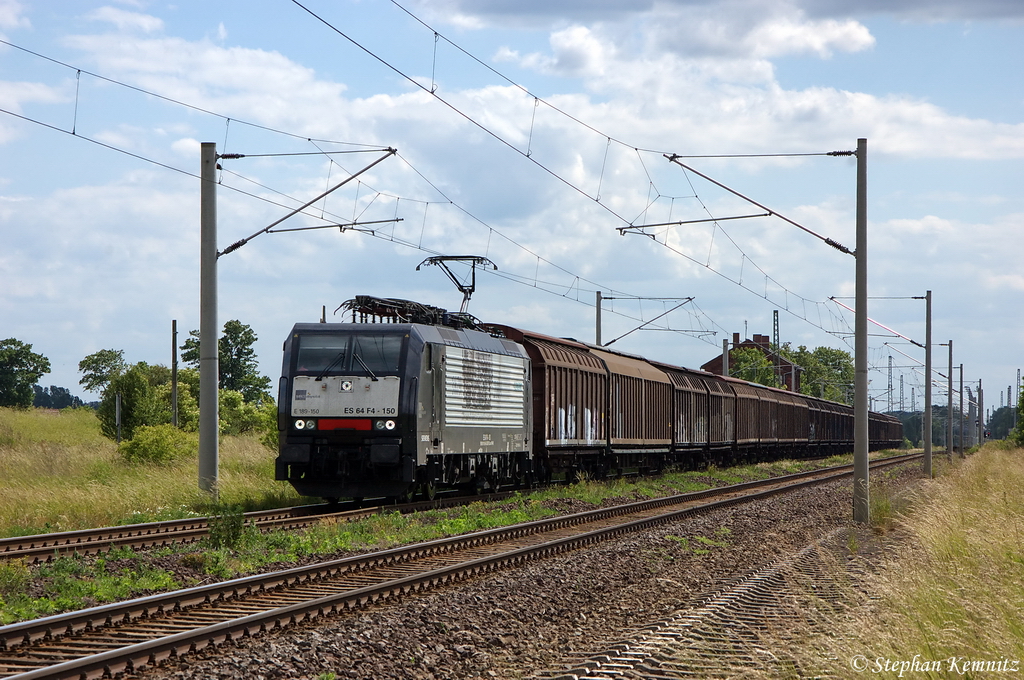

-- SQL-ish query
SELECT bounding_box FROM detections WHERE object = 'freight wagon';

[275,297,902,501]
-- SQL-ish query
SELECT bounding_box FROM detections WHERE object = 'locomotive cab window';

[351,334,403,373]
[295,333,404,375]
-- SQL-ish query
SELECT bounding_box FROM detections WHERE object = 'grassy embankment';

[0,407,306,535]
[0,405,897,624]
[793,442,1024,678]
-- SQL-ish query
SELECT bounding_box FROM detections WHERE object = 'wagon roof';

[488,325,606,372]
[589,348,671,384]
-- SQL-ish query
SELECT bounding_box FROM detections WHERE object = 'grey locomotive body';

[276,321,532,501]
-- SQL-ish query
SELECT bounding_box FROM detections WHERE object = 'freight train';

[275,296,903,502]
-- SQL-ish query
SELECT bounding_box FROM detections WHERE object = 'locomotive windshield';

[295,333,403,375]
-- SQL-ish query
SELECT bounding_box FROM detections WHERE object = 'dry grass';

[0,407,309,536]
[788,444,1024,678]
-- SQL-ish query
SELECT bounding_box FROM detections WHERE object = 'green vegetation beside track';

[0,406,309,535]
[798,441,1024,677]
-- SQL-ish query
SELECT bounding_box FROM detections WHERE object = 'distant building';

[701,332,803,392]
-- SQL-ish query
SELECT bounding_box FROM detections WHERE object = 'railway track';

[0,492,515,564]
[533,527,868,679]
[0,453,919,680]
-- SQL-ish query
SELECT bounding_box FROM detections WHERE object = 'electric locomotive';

[276,295,903,502]
[275,298,532,501]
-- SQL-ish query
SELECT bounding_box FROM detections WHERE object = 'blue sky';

[1,0,1022,418]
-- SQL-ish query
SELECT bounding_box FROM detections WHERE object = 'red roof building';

[701,332,803,392]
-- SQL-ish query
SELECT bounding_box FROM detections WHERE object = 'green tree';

[780,344,854,404]
[33,385,85,409]
[78,349,128,394]
[0,339,51,408]
[97,365,161,441]
[154,367,200,432]
[181,320,271,403]
[1011,387,1024,446]
[118,424,198,465]
[136,362,171,388]
[729,347,779,387]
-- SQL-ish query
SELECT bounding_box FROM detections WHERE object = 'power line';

[0,38,383,149]
[0,105,200,181]
[291,0,636,225]
[665,154,854,255]
[4,26,872,361]
[6,15,843,355]
[2,39,644,319]
[0,93,713,343]
[290,1,872,351]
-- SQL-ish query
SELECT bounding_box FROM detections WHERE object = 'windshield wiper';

[314,352,346,382]
[354,353,379,381]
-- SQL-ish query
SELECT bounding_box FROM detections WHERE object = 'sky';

[1,0,1022,419]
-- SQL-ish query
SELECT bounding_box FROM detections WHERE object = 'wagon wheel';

[472,475,487,495]
[395,485,416,504]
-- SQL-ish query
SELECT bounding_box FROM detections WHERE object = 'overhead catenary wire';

[1,39,684,334]
[665,155,854,256]
[5,25,892,363]
[290,0,633,225]
[4,86,715,342]
[0,38,385,149]
[370,2,878,350]
[4,30,846,350]
[389,1,850,165]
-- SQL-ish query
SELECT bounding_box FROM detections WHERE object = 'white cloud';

[745,15,875,58]
[546,25,612,77]
[0,80,67,111]
[86,6,163,33]
[0,81,68,143]
[419,0,1024,25]
[2,1,1021,397]
[0,0,28,31]
[171,137,200,157]
[64,35,350,134]
[982,271,1024,292]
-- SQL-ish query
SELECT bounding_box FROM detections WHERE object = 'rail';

[0,453,920,679]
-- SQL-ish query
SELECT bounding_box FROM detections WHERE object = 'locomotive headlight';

[374,419,385,430]
[294,419,316,431]
[385,419,396,430]
[294,419,305,430]
[305,419,317,430]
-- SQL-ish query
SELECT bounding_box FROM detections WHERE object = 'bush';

[152,380,199,433]
[219,389,276,447]
[97,366,161,441]
[0,559,30,596]
[118,424,197,464]
[207,505,246,549]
